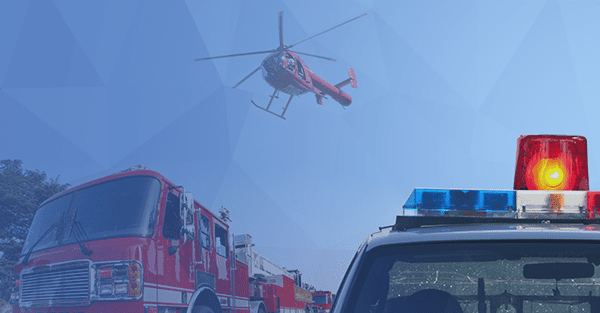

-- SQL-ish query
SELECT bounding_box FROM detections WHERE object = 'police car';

[331,135,600,313]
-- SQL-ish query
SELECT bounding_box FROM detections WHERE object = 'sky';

[3,0,600,293]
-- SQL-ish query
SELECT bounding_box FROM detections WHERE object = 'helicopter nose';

[261,66,268,79]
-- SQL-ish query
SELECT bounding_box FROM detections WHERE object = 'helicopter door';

[297,62,305,80]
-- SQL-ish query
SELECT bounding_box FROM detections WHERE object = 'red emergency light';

[513,135,589,191]
[588,192,600,219]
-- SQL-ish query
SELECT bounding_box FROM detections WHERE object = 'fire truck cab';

[235,234,313,313]
[11,166,249,313]
[311,291,333,313]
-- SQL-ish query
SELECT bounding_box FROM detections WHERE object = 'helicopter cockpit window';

[286,55,297,72]
[297,62,305,79]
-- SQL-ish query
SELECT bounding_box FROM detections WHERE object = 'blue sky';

[3,0,600,292]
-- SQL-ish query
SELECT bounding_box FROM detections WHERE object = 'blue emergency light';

[402,189,516,218]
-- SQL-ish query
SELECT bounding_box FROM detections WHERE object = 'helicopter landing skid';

[251,90,293,120]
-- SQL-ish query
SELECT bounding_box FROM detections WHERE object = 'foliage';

[0,160,70,301]
[0,301,11,313]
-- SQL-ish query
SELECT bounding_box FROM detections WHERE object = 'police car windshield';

[349,241,600,313]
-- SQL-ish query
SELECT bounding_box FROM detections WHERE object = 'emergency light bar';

[400,135,600,221]
[401,188,600,220]
[402,189,515,218]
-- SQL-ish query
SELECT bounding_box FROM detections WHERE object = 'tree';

[0,160,70,302]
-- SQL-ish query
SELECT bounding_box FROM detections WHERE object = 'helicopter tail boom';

[309,68,356,106]
[334,68,358,89]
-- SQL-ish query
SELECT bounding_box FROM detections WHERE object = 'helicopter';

[195,11,366,119]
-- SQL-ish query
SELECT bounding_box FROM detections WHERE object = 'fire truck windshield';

[348,241,600,313]
[313,295,329,304]
[22,176,161,255]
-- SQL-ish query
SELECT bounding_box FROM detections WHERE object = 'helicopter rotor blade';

[232,66,262,89]
[287,13,367,49]
[293,51,336,61]
[279,11,284,49]
[195,50,276,61]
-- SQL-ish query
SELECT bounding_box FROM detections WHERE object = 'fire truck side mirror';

[168,225,195,256]
[183,225,195,242]
[182,192,195,238]
[179,192,195,236]
[168,191,195,256]
[180,192,194,220]
[183,192,194,213]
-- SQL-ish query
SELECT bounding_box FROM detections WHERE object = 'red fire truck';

[10,166,312,313]
[310,291,332,313]
[235,234,313,313]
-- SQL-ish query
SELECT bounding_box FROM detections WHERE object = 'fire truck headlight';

[91,260,143,300]
[9,274,19,305]
[128,262,142,279]
[128,262,142,297]
[129,280,141,297]
[100,283,114,295]
[115,283,128,295]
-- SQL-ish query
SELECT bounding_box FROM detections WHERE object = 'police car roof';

[365,217,600,251]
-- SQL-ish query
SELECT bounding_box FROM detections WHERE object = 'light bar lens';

[402,189,515,218]
[514,135,588,191]
[516,191,587,219]
[587,192,600,219]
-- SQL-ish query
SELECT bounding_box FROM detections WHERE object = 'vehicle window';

[65,176,161,244]
[298,63,305,79]
[350,241,600,313]
[313,295,328,304]
[23,176,161,254]
[198,213,211,249]
[162,191,181,240]
[21,193,73,254]
[286,55,297,72]
[214,223,228,257]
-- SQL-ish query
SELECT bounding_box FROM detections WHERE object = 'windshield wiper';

[70,221,93,255]
[22,222,59,266]
[67,205,93,256]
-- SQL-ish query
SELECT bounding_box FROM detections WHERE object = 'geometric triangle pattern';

[3,1,600,292]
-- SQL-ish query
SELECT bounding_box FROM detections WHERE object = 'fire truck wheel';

[192,305,216,313]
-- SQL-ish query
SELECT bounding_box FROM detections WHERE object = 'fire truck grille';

[20,260,90,308]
